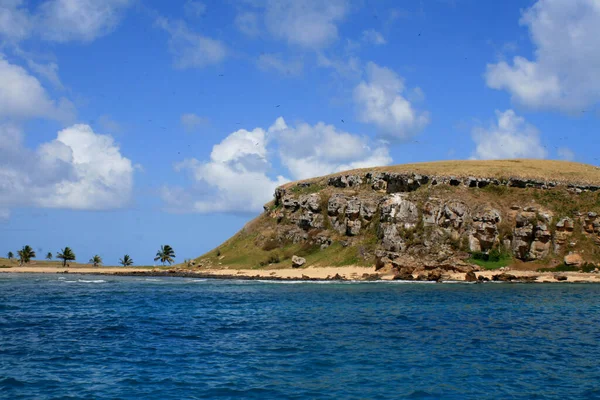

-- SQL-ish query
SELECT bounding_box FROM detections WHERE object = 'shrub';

[262,238,280,251]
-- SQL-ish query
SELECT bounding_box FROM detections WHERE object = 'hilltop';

[194,159,600,281]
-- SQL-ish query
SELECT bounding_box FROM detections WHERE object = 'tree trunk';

[63,259,66,267]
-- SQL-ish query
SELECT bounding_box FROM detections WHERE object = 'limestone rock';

[378,224,405,252]
[440,201,469,231]
[530,223,552,259]
[554,217,574,254]
[564,253,583,267]
[328,174,363,188]
[346,219,362,236]
[380,194,419,228]
[282,195,299,210]
[469,208,501,252]
[360,199,378,220]
[291,255,306,268]
[299,194,321,213]
[327,194,347,216]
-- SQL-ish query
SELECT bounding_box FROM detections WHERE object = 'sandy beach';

[3,264,600,283]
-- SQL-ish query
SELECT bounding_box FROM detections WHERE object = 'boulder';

[427,269,443,282]
[300,194,321,213]
[328,174,363,188]
[360,199,379,220]
[345,198,361,219]
[346,219,362,236]
[555,275,568,281]
[564,253,583,267]
[291,255,306,268]
[492,273,518,282]
[327,194,347,216]
[464,271,477,282]
[393,270,414,281]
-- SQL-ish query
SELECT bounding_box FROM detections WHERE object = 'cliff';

[196,160,600,280]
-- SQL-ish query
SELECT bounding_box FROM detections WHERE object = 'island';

[4,159,600,283]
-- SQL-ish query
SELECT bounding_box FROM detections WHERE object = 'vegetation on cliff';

[196,160,600,275]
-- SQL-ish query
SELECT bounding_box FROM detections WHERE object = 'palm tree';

[46,252,53,260]
[89,255,102,267]
[56,247,76,267]
[119,254,133,267]
[154,245,176,265]
[7,251,13,260]
[17,245,36,265]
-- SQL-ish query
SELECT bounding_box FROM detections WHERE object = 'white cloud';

[353,62,429,139]
[164,125,288,213]
[485,0,600,112]
[557,147,575,161]
[471,110,547,160]
[271,117,392,180]
[362,29,386,45]
[164,117,392,213]
[235,11,260,36]
[25,59,64,90]
[156,17,227,69]
[181,113,209,132]
[257,53,303,76]
[0,56,74,122]
[316,53,361,80]
[184,1,206,18]
[264,0,348,49]
[36,0,133,42]
[0,123,134,214]
[0,0,32,41]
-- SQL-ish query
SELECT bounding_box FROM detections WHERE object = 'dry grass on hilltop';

[284,159,600,188]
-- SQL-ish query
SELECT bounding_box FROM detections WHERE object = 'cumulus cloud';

[180,113,209,132]
[271,117,392,180]
[353,62,429,139]
[163,117,392,213]
[485,0,600,112]
[0,56,74,122]
[471,110,547,160]
[264,0,348,49]
[156,17,227,69]
[163,124,288,213]
[0,123,134,214]
[257,53,303,76]
[362,29,386,45]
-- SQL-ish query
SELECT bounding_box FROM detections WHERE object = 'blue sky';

[0,0,598,265]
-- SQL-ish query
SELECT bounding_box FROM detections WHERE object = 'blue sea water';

[1,275,600,399]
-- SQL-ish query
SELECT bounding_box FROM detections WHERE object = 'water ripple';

[1,274,599,399]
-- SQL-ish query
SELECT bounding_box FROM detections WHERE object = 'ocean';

[1,274,599,399]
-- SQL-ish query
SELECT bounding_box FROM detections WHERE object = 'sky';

[0,0,599,265]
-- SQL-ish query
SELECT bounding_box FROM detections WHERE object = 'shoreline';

[3,265,600,283]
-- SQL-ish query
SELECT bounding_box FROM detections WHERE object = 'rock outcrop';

[208,161,600,275]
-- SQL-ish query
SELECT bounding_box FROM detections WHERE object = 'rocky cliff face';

[258,169,600,276]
